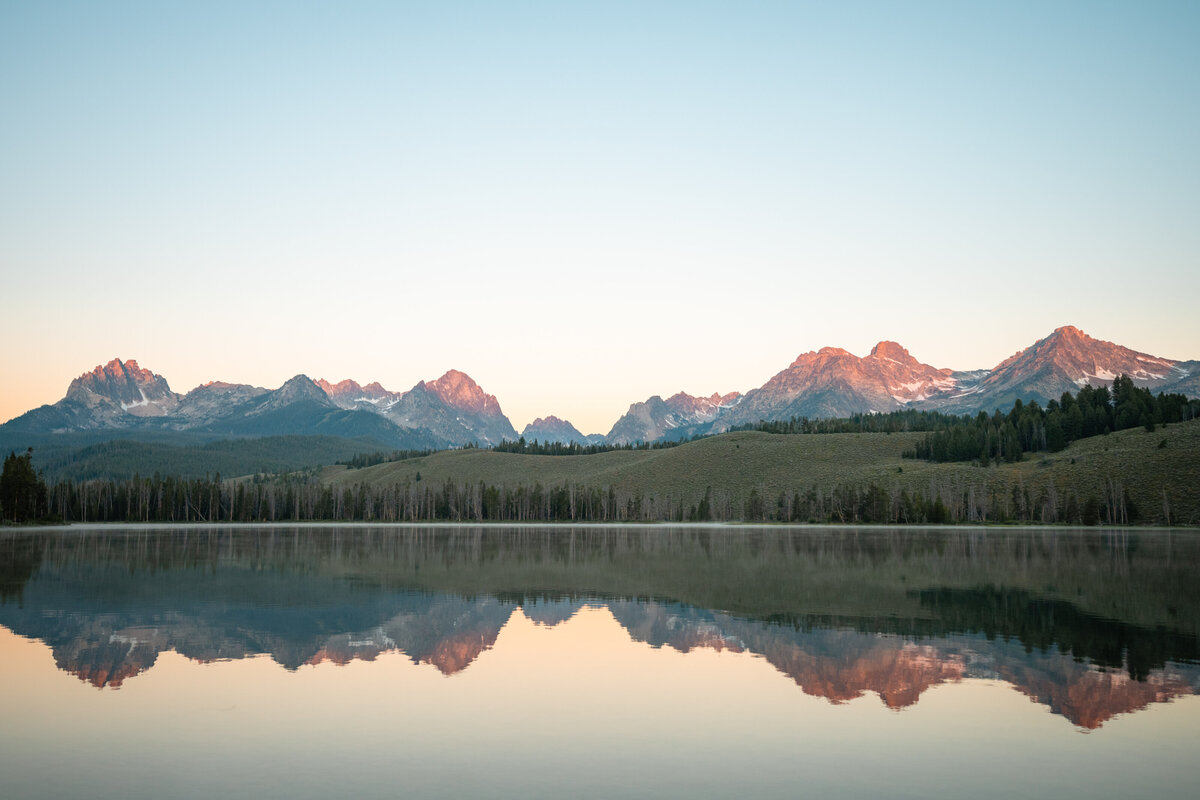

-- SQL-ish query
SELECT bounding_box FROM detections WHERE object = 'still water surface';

[1,525,1198,799]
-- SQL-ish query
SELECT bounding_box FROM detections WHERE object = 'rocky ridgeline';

[4,326,1197,446]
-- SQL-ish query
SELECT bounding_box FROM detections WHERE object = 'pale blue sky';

[2,1,1198,432]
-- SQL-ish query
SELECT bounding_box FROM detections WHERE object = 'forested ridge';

[745,376,1198,464]
[905,376,1198,463]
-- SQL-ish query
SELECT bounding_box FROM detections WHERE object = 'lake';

[1,524,1198,799]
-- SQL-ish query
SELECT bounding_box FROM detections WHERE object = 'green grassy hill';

[324,419,1200,524]
[26,434,390,481]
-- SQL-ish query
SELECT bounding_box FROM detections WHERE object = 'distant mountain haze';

[3,326,1196,447]
[521,415,604,445]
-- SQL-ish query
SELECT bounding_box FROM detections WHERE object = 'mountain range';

[2,326,1196,449]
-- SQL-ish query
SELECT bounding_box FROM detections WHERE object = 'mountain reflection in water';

[1,525,1197,730]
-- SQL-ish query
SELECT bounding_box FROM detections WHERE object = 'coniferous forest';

[904,377,1198,463]
[33,466,1152,527]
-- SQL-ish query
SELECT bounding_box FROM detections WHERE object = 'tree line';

[738,409,970,435]
[39,471,1149,526]
[335,437,685,469]
[491,437,684,456]
[1,449,49,523]
[905,376,1199,463]
[336,449,435,469]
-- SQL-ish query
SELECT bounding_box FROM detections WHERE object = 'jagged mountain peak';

[92,357,147,379]
[65,357,179,417]
[791,347,854,366]
[192,380,245,391]
[708,391,742,406]
[664,391,740,414]
[720,340,959,427]
[869,341,915,363]
[316,378,362,395]
[998,325,1176,379]
[665,391,699,405]
[387,370,516,446]
[963,325,1180,410]
[69,357,166,394]
[521,415,590,445]
[314,378,401,411]
[426,369,501,415]
[274,375,332,404]
[606,389,739,445]
[1052,324,1085,338]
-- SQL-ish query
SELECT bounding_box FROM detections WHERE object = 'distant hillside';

[324,419,1200,525]
[18,434,391,482]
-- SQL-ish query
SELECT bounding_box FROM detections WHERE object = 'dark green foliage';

[491,438,685,455]
[735,380,1197,466]
[44,470,1134,526]
[337,449,435,469]
[744,488,765,521]
[198,400,447,451]
[1,449,49,522]
[905,377,1199,463]
[738,409,971,435]
[31,435,392,482]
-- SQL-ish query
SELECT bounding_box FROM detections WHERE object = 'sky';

[2,0,1198,434]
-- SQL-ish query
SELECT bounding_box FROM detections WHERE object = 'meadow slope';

[324,419,1200,525]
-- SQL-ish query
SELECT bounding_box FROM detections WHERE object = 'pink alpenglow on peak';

[868,341,917,363]
[4,326,1197,442]
[968,324,1181,407]
[707,391,742,407]
[315,378,401,410]
[385,370,518,446]
[65,357,179,417]
[720,342,958,426]
[426,369,504,416]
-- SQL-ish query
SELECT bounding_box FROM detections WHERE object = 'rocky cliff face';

[1,360,518,448]
[244,375,334,415]
[65,358,181,417]
[938,325,1183,412]
[33,358,185,428]
[606,390,741,445]
[175,381,270,425]
[717,342,959,429]
[386,371,518,446]
[315,379,401,410]
[316,372,519,446]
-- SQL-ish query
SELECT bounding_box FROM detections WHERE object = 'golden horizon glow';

[3,4,1198,434]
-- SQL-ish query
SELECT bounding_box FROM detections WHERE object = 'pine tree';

[0,448,49,523]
